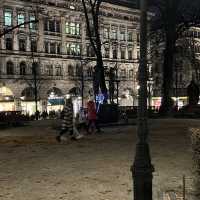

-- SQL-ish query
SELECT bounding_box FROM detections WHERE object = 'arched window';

[68,65,74,76]
[55,65,62,76]
[76,64,82,77]
[46,65,53,76]
[20,62,26,75]
[6,61,14,75]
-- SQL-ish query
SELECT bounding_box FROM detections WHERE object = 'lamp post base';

[131,142,154,200]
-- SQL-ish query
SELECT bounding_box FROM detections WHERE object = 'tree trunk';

[159,14,176,115]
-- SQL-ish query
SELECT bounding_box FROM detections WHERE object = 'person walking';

[56,96,82,142]
[86,99,101,134]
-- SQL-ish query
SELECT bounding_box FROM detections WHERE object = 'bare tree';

[81,0,107,99]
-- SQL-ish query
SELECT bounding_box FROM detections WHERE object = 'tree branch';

[0,20,39,38]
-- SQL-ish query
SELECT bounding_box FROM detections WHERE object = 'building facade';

[151,27,200,108]
[0,0,140,114]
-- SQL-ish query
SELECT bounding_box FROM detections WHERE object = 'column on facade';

[117,43,121,59]
[133,30,138,60]
[37,14,44,53]
[117,24,121,60]
[100,24,105,57]
[25,11,31,51]
[125,25,128,60]
[13,8,19,51]
[61,16,66,54]
[81,16,87,57]
[0,7,5,49]
[109,43,113,59]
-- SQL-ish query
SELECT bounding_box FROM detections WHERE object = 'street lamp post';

[32,62,39,120]
[131,0,154,200]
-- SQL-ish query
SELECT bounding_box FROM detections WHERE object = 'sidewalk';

[0,119,137,144]
[0,120,58,144]
[0,119,199,200]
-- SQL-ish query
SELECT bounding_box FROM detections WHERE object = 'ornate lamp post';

[131,0,154,199]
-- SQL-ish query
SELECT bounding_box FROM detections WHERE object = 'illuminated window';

[76,24,80,35]
[30,15,36,30]
[104,27,109,39]
[17,13,25,27]
[69,5,75,10]
[120,31,125,41]
[128,32,133,41]
[66,22,80,35]
[70,23,76,35]
[65,22,70,34]
[4,10,12,26]
[66,43,81,56]
[111,29,117,39]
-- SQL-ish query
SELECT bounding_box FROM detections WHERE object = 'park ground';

[0,119,199,200]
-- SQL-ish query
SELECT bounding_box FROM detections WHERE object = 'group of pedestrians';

[56,95,101,142]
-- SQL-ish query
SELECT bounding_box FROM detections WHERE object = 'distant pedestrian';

[56,95,83,142]
[86,99,101,134]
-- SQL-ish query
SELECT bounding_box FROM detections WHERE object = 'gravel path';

[0,119,199,200]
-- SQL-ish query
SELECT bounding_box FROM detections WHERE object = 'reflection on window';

[66,22,80,35]
[128,32,133,41]
[17,13,25,27]
[55,66,62,76]
[111,29,117,39]
[19,38,26,51]
[30,15,36,30]
[31,40,37,52]
[66,43,81,56]
[120,31,125,41]
[104,27,109,39]
[128,50,132,60]
[20,62,26,75]
[68,65,74,76]
[5,38,13,50]
[7,61,14,75]
[121,48,125,59]
[4,10,12,26]
[46,65,53,76]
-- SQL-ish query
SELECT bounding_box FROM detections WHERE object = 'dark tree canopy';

[148,0,200,114]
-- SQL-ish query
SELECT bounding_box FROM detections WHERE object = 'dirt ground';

[0,119,199,200]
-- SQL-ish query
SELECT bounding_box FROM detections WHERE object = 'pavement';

[0,119,137,144]
[0,119,200,200]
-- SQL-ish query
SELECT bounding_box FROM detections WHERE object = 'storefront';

[0,86,15,111]
[152,96,188,109]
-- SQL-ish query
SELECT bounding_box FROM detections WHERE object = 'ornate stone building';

[151,27,200,108]
[0,0,140,114]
